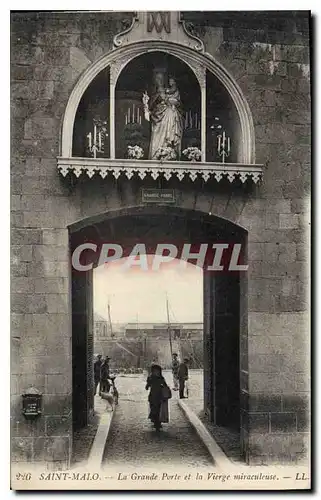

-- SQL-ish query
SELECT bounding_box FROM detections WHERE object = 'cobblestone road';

[101,370,212,468]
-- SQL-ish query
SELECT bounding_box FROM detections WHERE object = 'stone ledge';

[87,398,116,468]
[177,399,232,469]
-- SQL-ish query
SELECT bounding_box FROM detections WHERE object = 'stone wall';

[11,11,310,466]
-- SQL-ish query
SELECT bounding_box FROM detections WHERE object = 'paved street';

[101,370,212,468]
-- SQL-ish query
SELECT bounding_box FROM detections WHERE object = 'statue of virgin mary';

[142,70,184,160]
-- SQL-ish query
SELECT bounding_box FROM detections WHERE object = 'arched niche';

[65,41,255,164]
[115,51,201,160]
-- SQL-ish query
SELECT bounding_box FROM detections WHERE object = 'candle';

[185,112,188,129]
[218,135,221,152]
[132,104,135,123]
[94,125,97,146]
[189,111,192,128]
[227,137,230,153]
[137,107,139,123]
[128,107,130,123]
[222,131,226,148]
[125,114,128,125]
[195,113,198,128]
[139,115,141,125]
[99,131,102,150]
[87,132,92,149]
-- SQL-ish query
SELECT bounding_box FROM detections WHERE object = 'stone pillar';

[71,267,94,429]
[203,271,214,420]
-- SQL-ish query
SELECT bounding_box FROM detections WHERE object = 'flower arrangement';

[154,141,178,161]
[182,146,202,162]
[127,145,144,159]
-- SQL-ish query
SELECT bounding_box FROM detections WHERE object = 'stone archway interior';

[69,207,247,435]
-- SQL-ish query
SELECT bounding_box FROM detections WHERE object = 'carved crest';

[113,11,204,52]
[147,12,171,33]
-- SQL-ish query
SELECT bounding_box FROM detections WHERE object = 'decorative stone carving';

[86,166,96,178]
[57,158,263,184]
[112,12,204,53]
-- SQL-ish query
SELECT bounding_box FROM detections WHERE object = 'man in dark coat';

[94,354,102,395]
[171,353,179,391]
[178,358,189,399]
[100,356,111,394]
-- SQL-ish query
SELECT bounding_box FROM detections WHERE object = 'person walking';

[145,364,171,431]
[178,358,189,399]
[171,353,179,391]
[94,354,102,395]
[100,356,111,394]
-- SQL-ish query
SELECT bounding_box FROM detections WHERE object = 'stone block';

[11,415,45,438]
[30,313,70,337]
[194,192,212,213]
[27,261,69,278]
[270,412,296,432]
[248,242,264,261]
[295,373,310,392]
[45,294,69,314]
[249,394,282,412]
[45,415,72,436]
[11,194,21,211]
[11,277,35,294]
[34,278,69,294]
[11,80,54,100]
[11,245,33,262]
[11,228,42,245]
[248,433,309,463]
[11,211,23,227]
[23,211,51,228]
[282,394,310,412]
[45,374,71,395]
[279,295,307,312]
[11,437,33,462]
[264,213,279,229]
[44,437,70,462]
[11,64,34,81]
[249,353,288,373]
[11,293,46,314]
[42,394,72,416]
[33,245,69,263]
[248,412,270,433]
[278,45,310,64]
[20,374,46,394]
[44,45,70,65]
[24,115,59,140]
[42,229,68,246]
[249,372,295,393]
[11,374,20,395]
[20,195,48,212]
[11,313,32,338]
[19,355,48,374]
[296,411,310,432]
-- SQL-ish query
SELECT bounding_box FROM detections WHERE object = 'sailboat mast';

[166,296,173,358]
[108,300,113,338]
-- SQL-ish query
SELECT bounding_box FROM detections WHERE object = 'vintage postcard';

[11,10,311,490]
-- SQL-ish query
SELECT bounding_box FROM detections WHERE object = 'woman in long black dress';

[145,364,169,431]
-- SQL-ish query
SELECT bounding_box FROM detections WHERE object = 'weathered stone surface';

[34,278,69,294]
[45,374,71,395]
[10,11,310,468]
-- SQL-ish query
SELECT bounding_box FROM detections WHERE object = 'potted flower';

[182,146,202,162]
[127,145,144,159]
[154,140,178,161]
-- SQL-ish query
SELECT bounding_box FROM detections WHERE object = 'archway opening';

[69,207,247,460]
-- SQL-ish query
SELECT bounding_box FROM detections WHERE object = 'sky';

[93,256,203,324]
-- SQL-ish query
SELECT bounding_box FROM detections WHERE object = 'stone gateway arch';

[11,10,310,474]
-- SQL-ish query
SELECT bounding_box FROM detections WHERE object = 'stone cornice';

[57,157,263,184]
